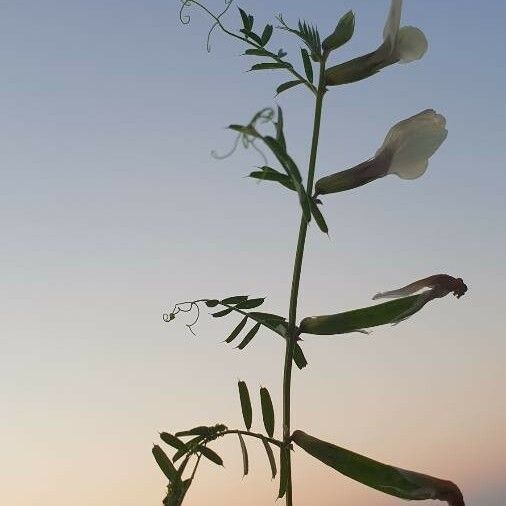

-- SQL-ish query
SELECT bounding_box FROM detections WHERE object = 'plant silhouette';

[154,2,467,505]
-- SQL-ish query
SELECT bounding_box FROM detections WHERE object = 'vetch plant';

[154,1,467,505]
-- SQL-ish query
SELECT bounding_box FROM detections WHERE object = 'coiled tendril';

[163,299,206,335]
[179,0,235,52]
[212,107,276,164]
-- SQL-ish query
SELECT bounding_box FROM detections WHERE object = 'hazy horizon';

[1,1,505,505]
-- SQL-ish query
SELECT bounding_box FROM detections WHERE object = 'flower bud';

[322,10,355,54]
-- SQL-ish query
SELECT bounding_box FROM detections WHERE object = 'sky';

[1,1,505,505]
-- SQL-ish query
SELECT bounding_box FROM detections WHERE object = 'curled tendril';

[179,0,235,52]
[163,300,205,335]
[211,133,241,160]
[212,107,275,164]
[179,0,192,25]
[206,0,234,52]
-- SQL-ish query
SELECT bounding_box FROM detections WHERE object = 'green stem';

[282,62,326,505]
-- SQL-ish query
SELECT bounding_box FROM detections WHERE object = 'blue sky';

[1,1,505,505]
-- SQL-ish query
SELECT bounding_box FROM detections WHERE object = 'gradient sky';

[1,1,505,505]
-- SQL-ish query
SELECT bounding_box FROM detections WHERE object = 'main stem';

[282,62,326,505]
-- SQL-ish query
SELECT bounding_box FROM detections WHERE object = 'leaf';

[309,198,328,234]
[248,313,291,341]
[244,48,274,57]
[242,30,263,46]
[236,322,261,349]
[250,62,292,71]
[238,433,249,476]
[278,15,321,58]
[261,437,277,479]
[172,436,205,462]
[261,24,273,46]
[249,169,296,191]
[175,426,212,437]
[258,320,287,336]
[294,19,321,58]
[293,343,308,369]
[237,380,253,430]
[238,8,251,31]
[278,447,289,498]
[197,446,224,466]
[292,431,465,506]
[301,48,313,83]
[177,424,224,440]
[221,295,249,305]
[249,312,286,323]
[262,136,302,183]
[212,307,235,318]
[276,79,304,95]
[275,105,286,151]
[235,297,265,310]
[260,136,309,224]
[152,445,179,483]
[260,387,275,438]
[228,123,256,135]
[205,299,219,307]
[225,316,249,344]
[322,10,355,53]
[299,294,430,335]
[160,433,187,452]
[296,184,312,224]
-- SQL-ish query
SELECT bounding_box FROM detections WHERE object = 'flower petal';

[388,127,447,179]
[377,109,447,180]
[374,274,468,324]
[383,0,403,48]
[389,154,429,180]
[396,26,428,63]
[373,277,435,299]
[373,275,468,301]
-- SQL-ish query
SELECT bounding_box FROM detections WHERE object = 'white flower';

[325,0,428,86]
[314,109,447,195]
[377,109,448,180]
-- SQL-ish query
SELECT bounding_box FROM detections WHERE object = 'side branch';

[178,0,316,94]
